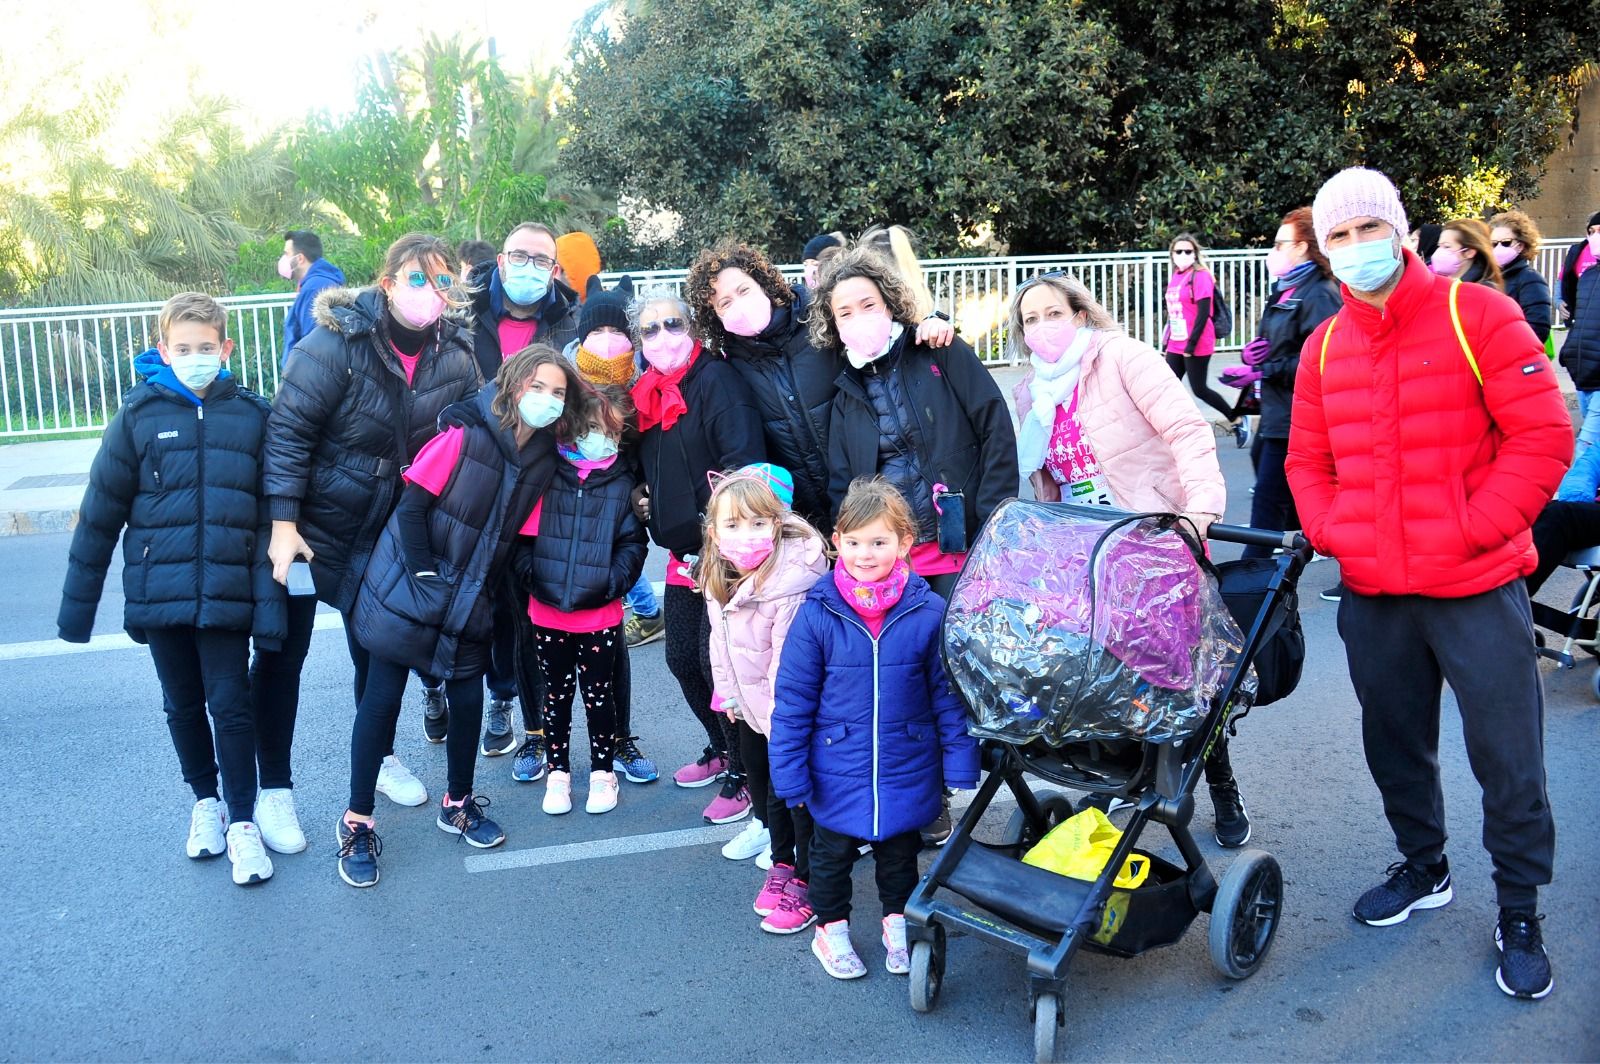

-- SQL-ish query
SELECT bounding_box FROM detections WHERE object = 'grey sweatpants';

[1336,580,1554,909]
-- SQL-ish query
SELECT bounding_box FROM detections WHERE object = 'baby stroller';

[1531,545,1600,700]
[904,501,1311,1062]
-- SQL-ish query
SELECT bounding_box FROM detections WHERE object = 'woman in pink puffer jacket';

[702,465,831,934]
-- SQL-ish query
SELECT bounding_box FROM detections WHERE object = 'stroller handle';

[1207,522,1308,552]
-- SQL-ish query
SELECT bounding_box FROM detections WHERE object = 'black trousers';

[1165,351,1234,419]
[663,584,741,775]
[738,721,812,878]
[1243,436,1300,560]
[1337,582,1555,909]
[1527,500,1600,637]
[534,624,622,773]
[146,626,258,824]
[348,653,485,817]
[249,592,317,790]
[809,823,921,926]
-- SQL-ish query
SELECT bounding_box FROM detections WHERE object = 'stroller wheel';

[1003,793,1075,853]
[1208,849,1283,979]
[1590,667,1600,702]
[909,935,944,1013]
[1033,991,1060,1064]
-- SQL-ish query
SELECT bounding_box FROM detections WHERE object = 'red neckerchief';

[631,342,701,431]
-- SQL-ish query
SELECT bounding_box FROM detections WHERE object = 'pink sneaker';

[673,746,728,788]
[754,863,795,916]
[762,878,817,935]
[702,778,751,824]
[882,913,910,974]
[811,919,866,979]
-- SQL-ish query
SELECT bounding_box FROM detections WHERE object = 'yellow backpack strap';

[1448,278,1483,385]
[1318,313,1339,373]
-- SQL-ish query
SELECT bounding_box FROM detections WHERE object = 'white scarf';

[1017,327,1093,472]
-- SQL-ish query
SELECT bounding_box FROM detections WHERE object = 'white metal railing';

[0,240,1582,439]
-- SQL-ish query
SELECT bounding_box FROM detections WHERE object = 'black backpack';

[1214,556,1304,707]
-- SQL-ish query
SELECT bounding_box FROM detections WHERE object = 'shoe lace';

[338,823,382,860]
[516,736,543,760]
[617,737,645,763]
[697,745,719,768]
[1500,911,1544,950]
[1382,860,1432,892]
[445,796,491,836]
[718,775,747,800]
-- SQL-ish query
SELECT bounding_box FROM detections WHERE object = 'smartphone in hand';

[287,560,316,597]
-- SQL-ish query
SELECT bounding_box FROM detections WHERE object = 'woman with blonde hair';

[1163,233,1240,435]
[1489,210,1553,343]
[1431,218,1505,292]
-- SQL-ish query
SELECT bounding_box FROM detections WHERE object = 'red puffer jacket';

[1286,251,1571,598]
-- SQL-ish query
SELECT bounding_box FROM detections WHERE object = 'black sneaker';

[1352,858,1452,926]
[436,795,506,849]
[1210,782,1251,847]
[1320,580,1345,602]
[336,818,382,888]
[422,686,448,744]
[920,790,953,847]
[1495,909,1553,999]
[480,698,517,756]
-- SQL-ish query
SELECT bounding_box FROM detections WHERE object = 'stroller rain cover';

[942,500,1250,747]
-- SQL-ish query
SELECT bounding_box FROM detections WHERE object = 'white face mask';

[575,431,619,462]
[518,391,563,429]
[172,352,221,392]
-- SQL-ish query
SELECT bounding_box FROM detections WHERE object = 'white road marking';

[0,611,345,662]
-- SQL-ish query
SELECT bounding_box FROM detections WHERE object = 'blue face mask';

[502,263,553,307]
[517,390,563,430]
[575,431,619,462]
[1328,236,1403,293]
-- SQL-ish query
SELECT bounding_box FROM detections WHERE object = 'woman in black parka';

[629,287,766,824]
[255,233,482,835]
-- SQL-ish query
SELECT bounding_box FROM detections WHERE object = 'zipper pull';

[197,406,205,420]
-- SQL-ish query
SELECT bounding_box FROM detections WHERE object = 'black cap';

[579,275,634,339]
[803,233,844,260]
[1588,210,1600,229]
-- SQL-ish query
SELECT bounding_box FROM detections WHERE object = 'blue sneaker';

[512,735,548,783]
[613,736,659,784]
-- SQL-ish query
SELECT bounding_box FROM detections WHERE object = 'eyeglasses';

[505,250,557,270]
[1492,239,1520,248]
[1172,249,1196,257]
[404,271,455,291]
[167,345,224,357]
[640,317,689,340]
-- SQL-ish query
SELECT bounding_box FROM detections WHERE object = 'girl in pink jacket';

[702,463,830,935]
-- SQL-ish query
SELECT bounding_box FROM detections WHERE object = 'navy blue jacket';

[769,572,979,841]
[281,258,345,364]
[1500,257,1553,344]
[514,452,648,615]
[59,351,285,647]
[1563,265,1600,390]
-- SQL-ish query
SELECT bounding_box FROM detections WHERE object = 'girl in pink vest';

[702,464,830,935]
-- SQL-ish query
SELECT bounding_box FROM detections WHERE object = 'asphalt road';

[2,441,1596,1063]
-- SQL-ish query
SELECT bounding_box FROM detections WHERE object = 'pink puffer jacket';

[1014,329,1226,517]
[707,517,830,737]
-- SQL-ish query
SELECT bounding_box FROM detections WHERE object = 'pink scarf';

[834,558,910,635]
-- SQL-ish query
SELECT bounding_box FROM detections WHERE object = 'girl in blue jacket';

[769,477,979,980]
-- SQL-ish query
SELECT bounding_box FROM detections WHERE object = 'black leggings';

[809,824,921,926]
[249,593,317,790]
[147,626,257,825]
[348,654,485,817]
[1165,351,1235,419]
[534,625,622,773]
[663,584,742,776]
[738,721,812,879]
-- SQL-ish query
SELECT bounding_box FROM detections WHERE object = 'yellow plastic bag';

[1022,806,1151,889]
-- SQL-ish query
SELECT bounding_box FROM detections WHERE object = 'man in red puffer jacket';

[1287,167,1570,1002]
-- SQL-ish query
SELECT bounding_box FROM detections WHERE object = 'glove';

[712,691,742,721]
[1219,364,1262,389]
[437,398,484,432]
[1240,337,1270,366]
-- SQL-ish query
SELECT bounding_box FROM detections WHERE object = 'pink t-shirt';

[498,317,538,359]
[392,347,421,386]
[909,540,965,577]
[1043,389,1116,506]
[405,428,542,539]
[665,552,697,588]
[1164,268,1216,357]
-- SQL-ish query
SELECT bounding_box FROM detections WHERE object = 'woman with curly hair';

[1489,211,1553,344]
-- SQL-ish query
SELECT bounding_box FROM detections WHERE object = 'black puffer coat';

[515,454,648,615]
[1252,270,1342,440]
[720,287,838,532]
[59,357,285,646]
[264,287,481,612]
[1562,266,1600,391]
[829,332,1018,547]
[1500,257,1553,343]
[467,270,580,380]
[352,386,555,679]
[636,350,766,556]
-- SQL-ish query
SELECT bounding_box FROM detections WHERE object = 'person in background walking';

[1162,233,1245,442]
[1488,211,1553,345]
[1287,166,1569,1000]
[1555,209,1600,329]
[1430,219,1505,291]
[1558,211,1600,418]
[278,230,344,366]
[60,292,285,887]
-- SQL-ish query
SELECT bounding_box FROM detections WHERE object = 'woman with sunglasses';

[1488,211,1553,345]
[1163,234,1244,440]
[629,288,767,824]
[255,234,483,850]
[1430,219,1506,292]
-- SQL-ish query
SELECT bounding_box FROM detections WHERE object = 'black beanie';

[1588,210,1600,230]
[803,233,843,260]
[579,275,634,339]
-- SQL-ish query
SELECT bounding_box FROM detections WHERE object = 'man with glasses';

[466,222,580,383]
[279,230,345,366]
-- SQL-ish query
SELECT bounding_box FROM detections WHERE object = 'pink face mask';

[277,254,295,281]
[1492,243,1521,268]
[719,293,773,337]
[1428,247,1463,276]
[1265,248,1297,278]
[720,531,775,571]
[587,331,634,359]
[642,331,695,374]
[837,311,895,364]
[1022,319,1078,364]
[389,283,446,329]
[1588,233,1600,255]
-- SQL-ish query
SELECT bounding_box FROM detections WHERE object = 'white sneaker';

[586,771,620,814]
[186,797,227,858]
[722,819,770,860]
[226,822,274,885]
[544,770,573,815]
[376,755,428,807]
[755,847,773,870]
[254,788,307,854]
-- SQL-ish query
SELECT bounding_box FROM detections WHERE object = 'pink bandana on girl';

[834,557,910,637]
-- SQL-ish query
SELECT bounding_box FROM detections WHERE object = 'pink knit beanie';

[1311,167,1410,252]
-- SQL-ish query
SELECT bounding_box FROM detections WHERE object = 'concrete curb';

[1,509,79,537]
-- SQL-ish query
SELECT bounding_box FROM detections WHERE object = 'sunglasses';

[640,317,689,340]
[404,270,455,290]
[1492,239,1520,248]
[1172,249,1196,256]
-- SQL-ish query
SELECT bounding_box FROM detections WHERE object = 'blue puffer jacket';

[769,571,979,841]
